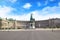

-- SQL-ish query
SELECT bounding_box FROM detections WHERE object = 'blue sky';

[0,0,60,20]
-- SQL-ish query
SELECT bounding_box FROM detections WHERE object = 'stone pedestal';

[30,22,35,29]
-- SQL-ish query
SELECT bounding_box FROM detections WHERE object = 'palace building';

[0,14,60,29]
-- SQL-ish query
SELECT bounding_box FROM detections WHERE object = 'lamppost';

[52,19,54,32]
[14,20,17,29]
[8,22,9,29]
[8,21,9,31]
[14,20,15,29]
[39,24,41,28]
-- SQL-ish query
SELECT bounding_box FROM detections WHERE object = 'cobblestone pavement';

[0,30,60,40]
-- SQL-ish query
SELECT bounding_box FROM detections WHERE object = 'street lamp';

[8,22,9,29]
[39,24,40,28]
[8,21,9,31]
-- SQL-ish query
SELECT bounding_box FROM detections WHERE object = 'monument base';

[29,26,35,29]
[32,26,35,29]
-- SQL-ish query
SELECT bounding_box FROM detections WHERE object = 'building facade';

[0,15,60,29]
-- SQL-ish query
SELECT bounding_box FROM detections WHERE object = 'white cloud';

[44,0,48,5]
[0,5,14,18]
[0,2,60,21]
[37,2,41,7]
[0,5,60,21]
[23,3,32,9]
[16,4,60,21]
[9,0,17,3]
[49,0,54,1]
[0,5,31,21]
[7,4,60,21]
[9,5,60,21]
[44,0,54,5]
[31,6,60,20]
[58,2,60,6]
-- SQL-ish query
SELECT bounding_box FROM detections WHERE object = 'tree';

[8,18,14,21]
[0,17,2,29]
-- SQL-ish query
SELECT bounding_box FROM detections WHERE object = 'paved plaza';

[0,29,60,40]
